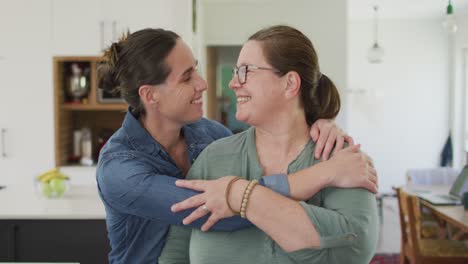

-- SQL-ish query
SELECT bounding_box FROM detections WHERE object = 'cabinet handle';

[112,20,117,42]
[1,128,6,158]
[100,20,105,51]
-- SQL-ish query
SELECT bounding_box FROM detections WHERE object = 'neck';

[139,111,183,152]
[255,109,310,158]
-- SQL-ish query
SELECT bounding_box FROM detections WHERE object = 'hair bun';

[98,62,119,93]
[98,41,123,93]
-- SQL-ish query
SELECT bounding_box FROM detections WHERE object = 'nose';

[195,74,207,92]
[229,75,241,90]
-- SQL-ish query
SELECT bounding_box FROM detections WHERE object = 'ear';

[138,85,159,106]
[284,71,301,99]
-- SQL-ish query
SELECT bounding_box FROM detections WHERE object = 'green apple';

[41,181,53,198]
[49,178,66,197]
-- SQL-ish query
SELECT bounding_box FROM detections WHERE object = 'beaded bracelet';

[225,176,242,214]
[240,179,259,218]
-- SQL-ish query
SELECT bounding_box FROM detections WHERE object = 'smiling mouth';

[191,97,203,104]
[237,96,251,103]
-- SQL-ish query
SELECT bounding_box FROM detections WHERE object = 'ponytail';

[304,73,340,126]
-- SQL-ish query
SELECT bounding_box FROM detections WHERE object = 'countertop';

[0,184,105,220]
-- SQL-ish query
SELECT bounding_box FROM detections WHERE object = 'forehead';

[237,40,268,66]
[165,39,196,78]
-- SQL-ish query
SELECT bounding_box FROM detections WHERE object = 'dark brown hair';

[98,28,180,116]
[248,25,340,126]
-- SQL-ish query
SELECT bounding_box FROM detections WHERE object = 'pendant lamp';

[368,5,384,64]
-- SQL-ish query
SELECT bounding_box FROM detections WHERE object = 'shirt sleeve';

[97,153,290,231]
[159,225,191,264]
[97,154,249,231]
[284,187,379,264]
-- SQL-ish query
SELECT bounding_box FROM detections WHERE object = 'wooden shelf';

[54,56,126,166]
[62,103,127,111]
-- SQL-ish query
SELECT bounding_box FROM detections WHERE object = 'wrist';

[317,160,335,187]
[287,162,334,200]
[228,179,249,212]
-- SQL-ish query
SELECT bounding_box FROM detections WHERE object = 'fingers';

[175,180,207,192]
[171,193,205,212]
[182,205,210,225]
[368,166,378,186]
[310,122,319,142]
[364,153,374,168]
[334,135,345,154]
[344,135,355,146]
[340,144,360,153]
[314,125,331,159]
[322,130,337,161]
[365,165,378,193]
[369,173,378,186]
[364,179,378,194]
[201,214,221,232]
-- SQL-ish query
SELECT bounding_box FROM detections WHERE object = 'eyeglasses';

[232,65,281,84]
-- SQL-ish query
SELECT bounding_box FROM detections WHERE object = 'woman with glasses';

[160,25,378,264]
[97,28,376,264]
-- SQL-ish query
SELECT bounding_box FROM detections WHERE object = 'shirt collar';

[121,108,159,155]
[121,107,208,155]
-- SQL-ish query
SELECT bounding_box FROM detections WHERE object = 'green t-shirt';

[160,127,378,264]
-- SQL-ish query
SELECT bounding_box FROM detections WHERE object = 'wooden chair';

[405,168,460,239]
[396,188,468,264]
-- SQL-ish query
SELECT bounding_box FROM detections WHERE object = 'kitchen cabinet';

[0,185,109,263]
[0,220,109,264]
[0,0,55,185]
[51,0,104,55]
[51,0,193,56]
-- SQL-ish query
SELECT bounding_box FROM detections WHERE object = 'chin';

[190,112,204,122]
[235,112,252,125]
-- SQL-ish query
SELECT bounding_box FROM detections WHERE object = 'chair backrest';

[406,167,460,186]
[406,193,422,252]
[396,188,410,248]
[396,188,422,259]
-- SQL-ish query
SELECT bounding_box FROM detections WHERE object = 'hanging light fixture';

[368,5,384,64]
[443,0,458,33]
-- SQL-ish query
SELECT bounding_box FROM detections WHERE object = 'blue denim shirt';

[96,110,290,264]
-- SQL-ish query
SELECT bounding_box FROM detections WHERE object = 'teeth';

[237,96,251,103]
[191,98,202,104]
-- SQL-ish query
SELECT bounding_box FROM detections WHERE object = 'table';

[404,185,468,237]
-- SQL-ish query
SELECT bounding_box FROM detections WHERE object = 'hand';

[310,119,354,161]
[171,176,239,231]
[325,144,378,193]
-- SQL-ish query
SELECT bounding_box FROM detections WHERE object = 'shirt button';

[345,233,357,241]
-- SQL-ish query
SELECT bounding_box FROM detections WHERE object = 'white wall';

[347,20,449,192]
[453,10,468,168]
[201,0,349,125]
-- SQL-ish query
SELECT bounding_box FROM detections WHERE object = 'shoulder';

[186,118,232,141]
[201,129,249,157]
[99,128,132,158]
[187,130,249,180]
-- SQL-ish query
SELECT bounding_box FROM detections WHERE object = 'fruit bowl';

[35,168,71,198]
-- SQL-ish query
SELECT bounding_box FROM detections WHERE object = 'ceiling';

[348,0,468,20]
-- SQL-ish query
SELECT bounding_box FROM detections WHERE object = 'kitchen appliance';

[67,63,90,103]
